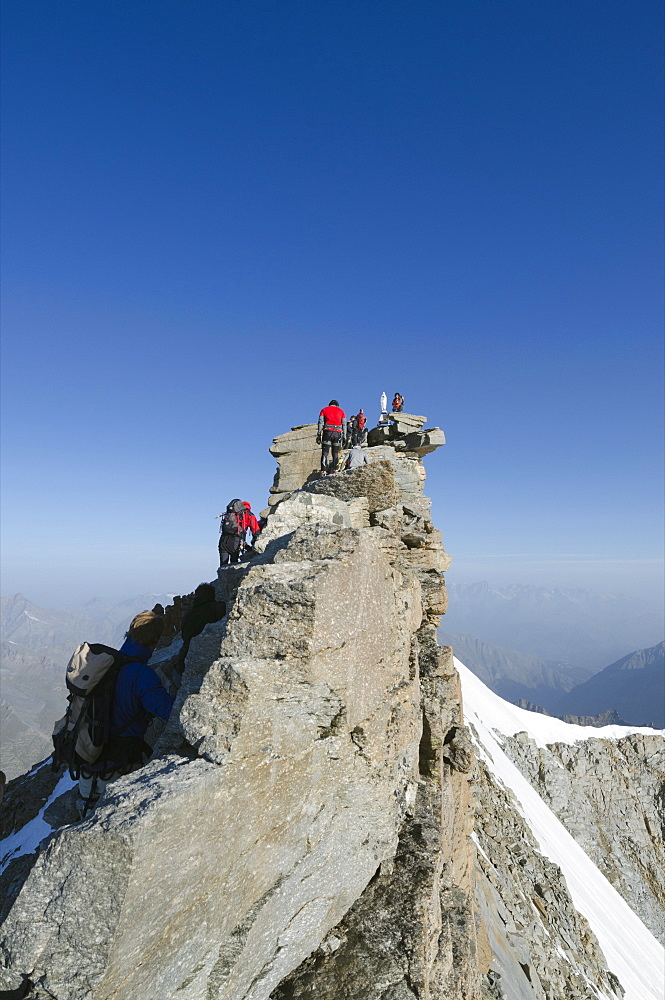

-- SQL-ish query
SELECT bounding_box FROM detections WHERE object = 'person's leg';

[219,535,234,565]
[77,771,111,818]
[321,440,331,471]
[331,442,339,470]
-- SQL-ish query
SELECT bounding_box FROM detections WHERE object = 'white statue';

[380,391,387,414]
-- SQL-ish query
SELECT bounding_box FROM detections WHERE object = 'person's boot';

[76,794,97,820]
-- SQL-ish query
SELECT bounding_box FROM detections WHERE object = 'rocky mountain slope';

[1,416,663,1000]
[460,662,664,999]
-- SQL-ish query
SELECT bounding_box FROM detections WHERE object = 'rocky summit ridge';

[0,415,663,1000]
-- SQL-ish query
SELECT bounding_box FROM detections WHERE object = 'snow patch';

[0,772,75,875]
[22,611,46,622]
[458,660,663,749]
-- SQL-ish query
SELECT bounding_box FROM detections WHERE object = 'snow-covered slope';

[458,657,665,1000]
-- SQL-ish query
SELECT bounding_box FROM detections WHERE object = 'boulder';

[301,460,398,514]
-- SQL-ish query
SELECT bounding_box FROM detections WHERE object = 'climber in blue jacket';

[77,610,174,817]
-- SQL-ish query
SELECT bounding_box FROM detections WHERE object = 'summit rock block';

[0,474,477,1000]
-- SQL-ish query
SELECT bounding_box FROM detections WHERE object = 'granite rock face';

[0,416,487,1000]
[0,526,427,1000]
[4,411,660,1000]
[268,423,321,507]
[500,731,665,944]
[301,460,398,513]
[473,761,625,1000]
[270,645,482,1000]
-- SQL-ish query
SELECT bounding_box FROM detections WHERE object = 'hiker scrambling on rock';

[344,443,369,469]
[75,611,174,817]
[241,501,261,548]
[317,399,347,474]
[218,498,246,565]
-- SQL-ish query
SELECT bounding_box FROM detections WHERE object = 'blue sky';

[1,0,663,608]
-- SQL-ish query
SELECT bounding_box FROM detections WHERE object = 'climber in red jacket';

[241,501,261,543]
[317,400,347,473]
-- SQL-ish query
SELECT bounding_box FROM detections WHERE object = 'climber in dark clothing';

[180,584,226,660]
[219,499,246,565]
[77,611,174,817]
[317,399,347,473]
[353,409,367,445]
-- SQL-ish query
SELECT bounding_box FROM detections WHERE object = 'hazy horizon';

[2,2,662,614]
[2,575,662,619]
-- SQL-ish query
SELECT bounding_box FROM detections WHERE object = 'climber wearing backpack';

[316,399,347,474]
[353,409,367,445]
[71,611,174,818]
[218,498,246,565]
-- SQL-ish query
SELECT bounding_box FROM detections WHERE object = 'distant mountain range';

[438,631,592,713]
[3,586,662,779]
[442,628,664,729]
[0,593,174,779]
[556,642,665,728]
[442,581,664,670]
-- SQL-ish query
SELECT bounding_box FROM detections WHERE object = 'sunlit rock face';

[4,411,661,1000]
[1,417,486,1000]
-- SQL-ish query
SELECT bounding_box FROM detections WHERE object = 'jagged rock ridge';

[1,416,484,999]
[1,415,663,1000]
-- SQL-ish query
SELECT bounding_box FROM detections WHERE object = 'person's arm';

[136,665,175,721]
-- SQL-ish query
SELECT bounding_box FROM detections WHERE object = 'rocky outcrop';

[267,413,446,509]
[0,415,486,1000]
[267,424,321,508]
[270,644,481,1000]
[500,730,665,944]
[2,412,662,1000]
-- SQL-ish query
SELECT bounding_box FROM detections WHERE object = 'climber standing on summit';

[317,399,347,474]
[353,409,367,445]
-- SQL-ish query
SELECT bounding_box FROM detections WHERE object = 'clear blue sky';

[1,0,663,608]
